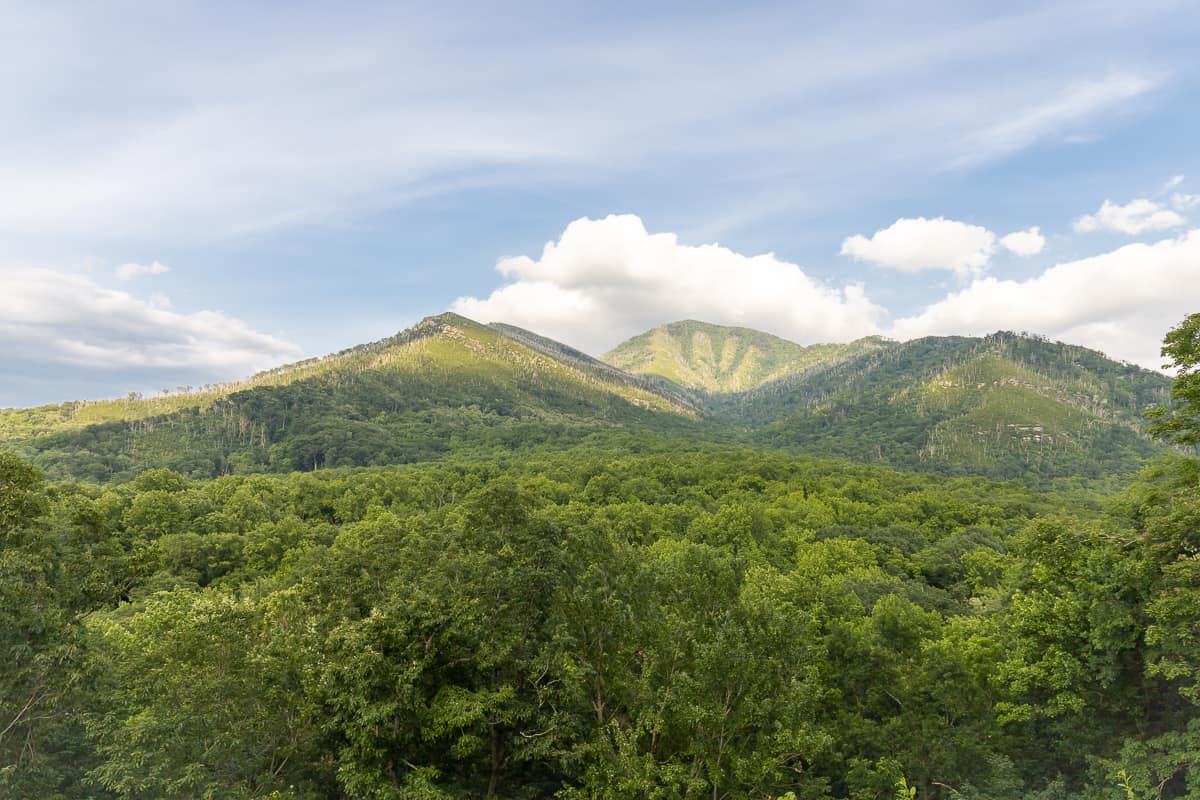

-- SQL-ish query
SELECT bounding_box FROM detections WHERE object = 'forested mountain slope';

[602,319,888,393]
[0,316,1172,485]
[0,313,698,482]
[742,331,1171,481]
[488,321,704,411]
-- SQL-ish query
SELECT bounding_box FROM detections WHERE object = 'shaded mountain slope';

[744,332,1171,482]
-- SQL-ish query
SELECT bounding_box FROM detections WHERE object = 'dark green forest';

[2,314,1199,799]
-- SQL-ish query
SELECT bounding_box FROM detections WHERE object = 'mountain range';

[0,313,1172,484]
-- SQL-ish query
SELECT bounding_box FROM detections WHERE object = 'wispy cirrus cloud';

[0,4,1180,246]
[115,260,170,280]
[950,72,1158,168]
[1167,176,1200,211]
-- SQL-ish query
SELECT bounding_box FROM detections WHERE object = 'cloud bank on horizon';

[0,267,301,404]
[456,212,1199,372]
[1,199,1194,408]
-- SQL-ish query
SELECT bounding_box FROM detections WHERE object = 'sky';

[2,0,1199,407]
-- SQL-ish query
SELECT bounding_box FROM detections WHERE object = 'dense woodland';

[2,314,1198,799]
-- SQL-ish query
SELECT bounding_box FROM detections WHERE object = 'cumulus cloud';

[0,267,302,396]
[840,217,997,277]
[115,260,170,280]
[1073,198,1186,235]
[999,226,1046,256]
[452,214,885,353]
[890,230,1200,371]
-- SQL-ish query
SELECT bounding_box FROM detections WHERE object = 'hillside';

[488,322,705,411]
[0,313,698,482]
[744,331,1172,482]
[601,319,888,394]
[600,321,1170,483]
[0,317,1173,485]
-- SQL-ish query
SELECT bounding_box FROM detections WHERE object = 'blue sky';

[2,0,1199,406]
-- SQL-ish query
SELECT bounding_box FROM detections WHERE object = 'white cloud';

[1161,176,1199,212]
[890,230,1200,371]
[840,217,997,277]
[115,260,170,280]
[1074,198,1186,235]
[456,214,1195,374]
[0,267,301,378]
[452,214,885,353]
[999,226,1046,256]
[1171,192,1200,211]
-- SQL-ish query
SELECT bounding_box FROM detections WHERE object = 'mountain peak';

[418,311,480,328]
[602,320,889,394]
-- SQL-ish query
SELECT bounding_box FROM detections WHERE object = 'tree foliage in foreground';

[0,440,1197,799]
[1150,312,1200,447]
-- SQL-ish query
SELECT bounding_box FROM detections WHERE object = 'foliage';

[748,332,1168,485]
[0,315,1196,798]
[1149,312,1200,446]
[0,439,1193,798]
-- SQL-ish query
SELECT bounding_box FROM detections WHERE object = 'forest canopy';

[1,314,1198,799]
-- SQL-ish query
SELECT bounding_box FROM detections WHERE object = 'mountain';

[601,319,888,394]
[488,322,703,411]
[599,320,1170,484]
[0,313,698,482]
[742,331,1172,482]
[0,315,1172,485]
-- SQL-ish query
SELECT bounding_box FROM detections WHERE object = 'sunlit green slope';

[601,320,888,394]
[0,317,1172,485]
[0,313,698,482]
